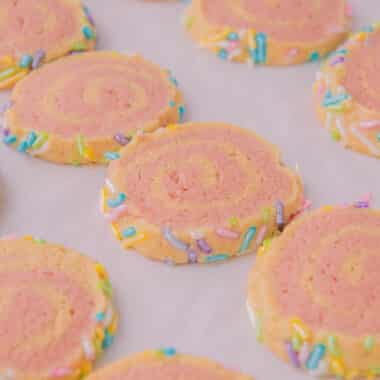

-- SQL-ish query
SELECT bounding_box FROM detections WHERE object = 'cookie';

[183,0,352,65]
[0,235,117,380]
[1,51,184,165]
[86,349,253,380]
[101,122,304,265]
[0,0,96,89]
[247,205,380,379]
[313,22,380,158]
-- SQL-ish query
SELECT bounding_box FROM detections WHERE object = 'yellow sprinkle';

[100,188,107,213]
[229,216,239,228]
[356,32,367,41]
[24,235,34,241]
[346,370,360,380]
[80,361,92,376]
[108,316,118,335]
[247,29,257,49]
[330,358,345,377]
[322,205,334,212]
[166,124,178,131]
[83,146,96,162]
[122,233,147,248]
[0,55,14,69]
[95,263,108,279]
[290,318,312,341]
[202,27,231,44]
[95,327,105,341]
[94,338,103,355]
[111,223,122,241]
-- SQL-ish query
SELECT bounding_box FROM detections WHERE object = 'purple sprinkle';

[83,5,95,26]
[0,100,12,114]
[354,201,369,209]
[285,341,301,368]
[330,56,345,66]
[276,200,285,231]
[2,128,10,137]
[32,49,46,70]
[196,238,212,254]
[187,249,198,264]
[114,133,131,146]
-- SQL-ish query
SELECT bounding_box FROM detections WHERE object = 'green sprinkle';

[331,128,341,141]
[184,16,195,29]
[0,67,17,81]
[33,238,46,244]
[229,216,239,227]
[261,207,271,223]
[76,135,85,157]
[72,41,87,52]
[256,313,264,343]
[100,280,113,298]
[291,335,301,352]
[370,368,380,376]
[31,132,49,151]
[365,336,375,352]
[376,133,380,142]
[327,335,340,356]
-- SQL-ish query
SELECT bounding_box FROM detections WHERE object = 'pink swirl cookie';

[0,0,96,89]
[313,23,380,158]
[247,206,380,379]
[101,122,304,265]
[1,51,183,165]
[0,236,117,380]
[86,349,253,380]
[184,0,352,65]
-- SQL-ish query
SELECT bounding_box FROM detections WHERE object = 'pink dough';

[202,0,347,43]
[343,29,380,111]
[12,53,172,138]
[272,208,380,335]
[0,0,79,56]
[116,124,295,228]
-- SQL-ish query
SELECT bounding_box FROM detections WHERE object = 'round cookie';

[183,0,352,65]
[1,51,184,165]
[0,0,96,89]
[0,235,117,380]
[86,349,253,380]
[313,22,380,158]
[247,206,380,379]
[101,122,304,265]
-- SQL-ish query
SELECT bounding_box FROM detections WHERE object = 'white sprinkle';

[104,304,114,327]
[82,338,95,360]
[351,125,380,155]
[246,300,256,330]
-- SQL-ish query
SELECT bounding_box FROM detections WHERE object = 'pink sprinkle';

[104,204,128,223]
[0,234,18,240]
[288,48,298,57]
[216,228,240,239]
[254,226,267,248]
[302,199,312,211]
[50,368,72,377]
[345,3,353,17]
[359,120,380,129]
[227,41,239,52]
[361,193,373,203]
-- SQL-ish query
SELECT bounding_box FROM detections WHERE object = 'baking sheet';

[0,1,379,378]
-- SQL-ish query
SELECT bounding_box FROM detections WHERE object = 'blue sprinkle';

[377,133,380,142]
[205,254,230,263]
[17,140,29,153]
[218,48,228,60]
[178,105,185,121]
[122,227,137,238]
[255,33,267,64]
[227,32,239,41]
[107,193,126,208]
[168,73,178,87]
[95,312,105,322]
[323,93,350,107]
[19,54,33,68]
[239,226,257,253]
[163,226,189,252]
[3,135,17,145]
[306,344,326,370]
[161,347,177,357]
[104,151,120,161]
[82,25,95,40]
[309,51,320,62]
[362,25,374,33]
[32,49,46,70]
[26,131,37,147]
[169,100,176,107]
[102,330,114,349]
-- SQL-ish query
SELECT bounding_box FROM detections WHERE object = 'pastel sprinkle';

[0,100,12,114]
[95,263,107,278]
[187,248,198,264]
[299,343,310,364]
[229,216,239,227]
[255,33,267,64]
[239,226,256,253]
[102,329,114,349]
[100,279,113,297]
[122,227,137,238]
[82,25,95,40]
[216,228,240,239]
[32,49,45,70]
[3,135,16,145]
[218,48,229,60]
[83,5,95,26]
[31,132,49,151]
[178,105,185,121]
[72,41,87,52]
[163,226,189,251]
[95,312,105,322]
[0,67,18,81]
[26,131,37,147]
[309,51,320,62]
[50,368,72,377]
[290,318,311,341]
[291,335,301,351]
[205,253,229,263]
[330,56,345,66]
[104,152,120,161]
[306,344,326,370]
[114,133,130,146]
[364,336,374,352]
[330,358,345,377]
[327,335,340,356]
[107,193,126,208]
[285,341,301,368]
[275,200,285,231]
[161,347,177,357]
[196,238,212,254]
[19,54,33,68]
[169,100,176,107]
[17,140,29,152]
[82,338,95,360]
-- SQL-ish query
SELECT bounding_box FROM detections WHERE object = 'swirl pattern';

[184,0,351,65]
[2,51,183,164]
[102,122,303,264]
[248,207,380,379]
[0,0,95,89]
[86,350,253,380]
[313,23,380,158]
[0,237,117,380]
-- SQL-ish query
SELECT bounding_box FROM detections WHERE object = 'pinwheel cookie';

[101,122,304,265]
[184,0,352,65]
[0,0,96,89]
[0,236,117,380]
[86,349,253,380]
[313,22,380,158]
[247,206,380,379]
[1,51,184,165]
